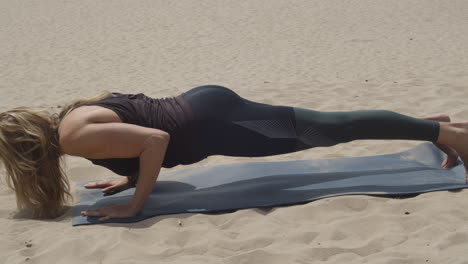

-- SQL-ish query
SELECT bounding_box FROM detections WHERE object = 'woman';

[0,85,466,222]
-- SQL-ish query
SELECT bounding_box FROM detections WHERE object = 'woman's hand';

[80,204,139,222]
[84,178,132,195]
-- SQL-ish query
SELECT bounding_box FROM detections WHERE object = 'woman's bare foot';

[84,177,132,195]
[449,123,468,181]
[422,113,459,169]
[436,120,468,181]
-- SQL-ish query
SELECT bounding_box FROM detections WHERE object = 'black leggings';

[181,85,440,159]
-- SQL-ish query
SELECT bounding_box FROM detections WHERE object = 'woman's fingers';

[101,185,117,193]
[84,180,113,189]
[81,209,112,221]
[81,204,137,222]
[99,215,112,222]
[102,183,127,193]
[81,208,103,217]
[102,178,131,193]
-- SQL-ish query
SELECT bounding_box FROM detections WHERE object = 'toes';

[446,155,459,168]
[442,157,458,169]
[434,142,459,169]
[442,160,447,168]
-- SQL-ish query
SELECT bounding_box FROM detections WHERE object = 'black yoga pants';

[181,85,440,158]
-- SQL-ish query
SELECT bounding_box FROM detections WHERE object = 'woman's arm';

[61,122,170,220]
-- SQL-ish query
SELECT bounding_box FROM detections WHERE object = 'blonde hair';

[0,91,113,219]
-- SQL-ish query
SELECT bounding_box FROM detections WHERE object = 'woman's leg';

[182,85,468,178]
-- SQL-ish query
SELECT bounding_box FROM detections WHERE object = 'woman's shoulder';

[58,105,123,141]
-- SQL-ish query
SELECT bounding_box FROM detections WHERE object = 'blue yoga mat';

[72,143,467,226]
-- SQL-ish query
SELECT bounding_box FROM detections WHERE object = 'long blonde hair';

[0,91,113,219]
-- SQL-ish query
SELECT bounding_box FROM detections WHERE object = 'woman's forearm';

[129,134,169,213]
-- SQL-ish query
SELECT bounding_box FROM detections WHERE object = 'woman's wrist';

[127,203,142,215]
[128,174,157,214]
[126,172,138,187]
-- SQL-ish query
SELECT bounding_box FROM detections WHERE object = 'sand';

[1,0,468,263]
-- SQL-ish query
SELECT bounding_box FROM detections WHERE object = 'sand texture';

[1,0,468,263]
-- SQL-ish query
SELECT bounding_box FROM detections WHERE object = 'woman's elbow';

[145,132,170,147]
[161,132,170,144]
[139,132,170,160]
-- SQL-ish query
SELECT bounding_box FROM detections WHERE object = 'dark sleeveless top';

[78,92,194,186]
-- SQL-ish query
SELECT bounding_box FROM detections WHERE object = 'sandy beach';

[1,0,468,263]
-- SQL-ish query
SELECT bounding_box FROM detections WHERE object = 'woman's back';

[61,92,195,183]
